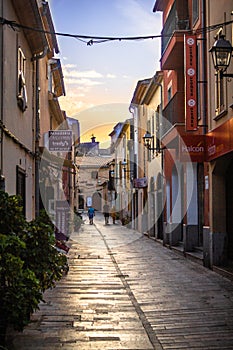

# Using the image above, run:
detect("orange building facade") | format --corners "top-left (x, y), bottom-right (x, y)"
top-left (153, 0), bottom-right (233, 272)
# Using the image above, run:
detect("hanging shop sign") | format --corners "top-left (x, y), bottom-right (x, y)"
top-left (133, 177), bottom-right (148, 188)
top-left (49, 130), bottom-right (72, 152)
top-left (55, 200), bottom-right (70, 241)
top-left (206, 118), bottom-right (233, 161)
top-left (185, 35), bottom-right (197, 131)
top-left (86, 196), bottom-right (92, 207)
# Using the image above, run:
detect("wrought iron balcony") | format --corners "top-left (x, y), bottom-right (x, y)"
top-left (161, 0), bottom-right (189, 69)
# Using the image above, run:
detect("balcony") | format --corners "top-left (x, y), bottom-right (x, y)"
top-left (161, 0), bottom-right (189, 70)
top-left (161, 91), bottom-right (185, 137)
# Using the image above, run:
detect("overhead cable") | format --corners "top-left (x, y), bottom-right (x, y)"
top-left (0, 16), bottom-right (233, 46)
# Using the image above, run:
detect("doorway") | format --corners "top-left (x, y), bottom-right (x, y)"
top-left (226, 158), bottom-right (233, 261)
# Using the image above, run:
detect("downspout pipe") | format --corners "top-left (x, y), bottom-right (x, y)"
top-left (152, 74), bottom-right (165, 239)
top-left (0, 0), bottom-right (5, 190)
top-left (32, 47), bottom-right (48, 216)
top-left (202, 0), bottom-right (207, 135)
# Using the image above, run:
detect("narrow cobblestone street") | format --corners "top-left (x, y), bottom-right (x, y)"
top-left (7, 213), bottom-right (233, 350)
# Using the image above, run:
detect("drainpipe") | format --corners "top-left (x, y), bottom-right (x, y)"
top-left (202, 0), bottom-right (207, 135)
top-left (152, 75), bottom-right (164, 238)
top-left (198, 0), bottom-right (207, 247)
top-left (32, 47), bottom-right (48, 216)
top-left (128, 105), bottom-right (136, 229)
top-left (0, 0), bottom-right (5, 190)
top-left (35, 59), bottom-right (40, 217)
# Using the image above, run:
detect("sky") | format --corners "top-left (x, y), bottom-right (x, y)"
top-left (48, 0), bottom-right (162, 145)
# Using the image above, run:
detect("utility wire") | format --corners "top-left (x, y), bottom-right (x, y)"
top-left (0, 16), bottom-right (233, 46)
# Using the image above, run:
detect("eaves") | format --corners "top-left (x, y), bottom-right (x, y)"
top-left (130, 78), bottom-right (151, 105)
top-left (40, 1), bottom-right (59, 56)
top-left (12, 0), bottom-right (47, 56)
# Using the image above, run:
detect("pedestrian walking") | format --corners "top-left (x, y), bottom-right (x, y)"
top-left (110, 205), bottom-right (116, 224)
top-left (103, 203), bottom-right (110, 225)
top-left (87, 206), bottom-right (95, 225)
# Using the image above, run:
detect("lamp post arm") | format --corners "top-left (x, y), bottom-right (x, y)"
top-left (220, 71), bottom-right (233, 78)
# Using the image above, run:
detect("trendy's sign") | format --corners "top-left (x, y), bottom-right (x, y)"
top-left (49, 130), bottom-right (72, 152)
top-left (185, 35), bottom-right (197, 131)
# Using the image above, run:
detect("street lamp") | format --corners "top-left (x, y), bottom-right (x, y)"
top-left (143, 131), bottom-right (155, 150)
top-left (209, 34), bottom-right (233, 77)
top-left (142, 131), bottom-right (165, 156)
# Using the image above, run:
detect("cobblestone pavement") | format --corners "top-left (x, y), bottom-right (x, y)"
top-left (7, 213), bottom-right (233, 350)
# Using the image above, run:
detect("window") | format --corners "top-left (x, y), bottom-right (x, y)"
top-left (91, 171), bottom-right (98, 179)
top-left (215, 72), bottom-right (225, 117)
top-left (192, 0), bottom-right (199, 26)
top-left (156, 110), bottom-right (161, 151)
top-left (16, 166), bottom-right (26, 216)
top-left (168, 86), bottom-right (172, 102)
top-left (17, 47), bottom-right (27, 112)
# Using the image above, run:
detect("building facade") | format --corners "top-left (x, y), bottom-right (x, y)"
top-left (129, 73), bottom-right (164, 234)
top-left (75, 136), bottom-right (113, 212)
top-left (0, 0), bottom-right (50, 220)
top-left (0, 0), bottom-right (76, 228)
top-left (109, 120), bottom-right (134, 225)
top-left (205, 0), bottom-right (233, 269)
top-left (130, 79), bottom-right (152, 232)
top-left (153, 0), bottom-right (233, 275)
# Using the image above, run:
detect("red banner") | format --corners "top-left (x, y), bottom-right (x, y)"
top-left (185, 35), bottom-right (197, 131)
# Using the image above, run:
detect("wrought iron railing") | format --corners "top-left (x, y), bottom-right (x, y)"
top-left (161, 0), bottom-right (189, 56)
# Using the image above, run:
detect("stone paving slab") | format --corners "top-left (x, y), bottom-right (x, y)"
top-left (100, 219), bottom-right (233, 350)
top-left (7, 216), bottom-right (155, 350)
top-left (6, 213), bottom-right (233, 349)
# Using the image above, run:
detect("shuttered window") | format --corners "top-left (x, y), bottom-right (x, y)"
top-left (16, 166), bottom-right (26, 216)
top-left (192, 0), bottom-right (199, 25)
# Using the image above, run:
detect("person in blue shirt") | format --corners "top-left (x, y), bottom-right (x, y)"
top-left (87, 206), bottom-right (95, 225)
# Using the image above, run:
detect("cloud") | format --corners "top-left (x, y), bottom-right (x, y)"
top-left (64, 63), bottom-right (77, 68)
top-left (106, 74), bottom-right (116, 79)
top-left (62, 65), bottom-right (118, 90)
top-left (64, 77), bottom-right (104, 87)
top-left (63, 68), bottom-right (103, 79)
top-left (59, 94), bottom-right (95, 117)
top-left (61, 65), bottom-right (106, 88)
